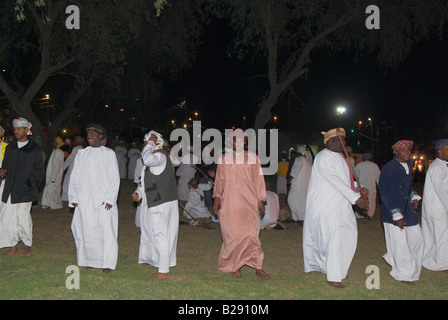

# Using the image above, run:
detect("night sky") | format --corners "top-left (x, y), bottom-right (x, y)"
top-left (166, 22), bottom-right (448, 150)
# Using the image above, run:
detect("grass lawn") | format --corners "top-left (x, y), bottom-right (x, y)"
top-left (0, 178), bottom-right (447, 300)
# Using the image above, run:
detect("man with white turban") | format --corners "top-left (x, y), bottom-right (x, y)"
top-left (127, 142), bottom-right (141, 180)
top-left (115, 140), bottom-right (127, 179)
top-left (182, 178), bottom-right (212, 219)
top-left (69, 124), bottom-right (120, 273)
top-left (41, 137), bottom-right (65, 210)
top-left (175, 146), bottom-right (198, 201)
top-left (287, 148), bottom-right (312, 224)
top-left (422, 139), bottom-right (448, 272)
top-left (0, 118), bottom-right (44, 256)
top-left (303, 128), bottom-right (369, 288)
top-left (132, 130), bottom-right (179, 279)
top-left (379, 140), bottom-right (423, 284)
top-left (61, 136), bottom-right (84, 202)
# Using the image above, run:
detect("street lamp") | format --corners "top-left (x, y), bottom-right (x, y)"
top-left (367, 117), bottom-right (374, 159)
top-left (44, 94), bottom-right (51, 128)
top-left (273, 116), bottom-right (278, 128)
top-left (336, 106), bottom-right (346, 126)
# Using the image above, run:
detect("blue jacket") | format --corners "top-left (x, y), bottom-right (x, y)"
top-left (378, 157), bottom-right (419, 227)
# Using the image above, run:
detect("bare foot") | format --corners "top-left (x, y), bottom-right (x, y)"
top-left (2, 245), bottom-right (19, 256)
top-left (327, 281), bottom-right (346, 288)
top-left (102, 268), bottom-right (112, 274)
top-left (399, 281), bottom-right (416, 285)
top-left (147, 272), bottom-right (170, 279)
top-left (23, 245), bottom-right (32, 257)
top-left (145, 264), bottom-right (153, 268)
top-left (232, 269), bottom-right (242, 278)
top-left (255, 269), bottom-right (270, 279)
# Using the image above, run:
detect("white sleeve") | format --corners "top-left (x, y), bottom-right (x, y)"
top-left (141, 141), bottom-right (166, 168)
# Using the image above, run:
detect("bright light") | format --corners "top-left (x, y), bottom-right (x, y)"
top-left (336, 106), bottom-right (346, 115)
top-left (45, 94), bottom-right (50, 100)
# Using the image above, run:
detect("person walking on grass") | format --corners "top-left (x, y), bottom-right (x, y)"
top-left (69, 124), bottom-right (120, 274)
top-left (379, 140), bottom-right (423, 285)
top-left (213, 129), bottom-right (270, 279)
top-left (422, 139), bottom-right (448, 272)
top-left (303, 128), bottom-right (369, 288)
top-left (41, 137), bottom-right (65, 210)
top-left (0, 118), bottom-right (44, 257)
top-left (132, 130), bottom-right (179, 279)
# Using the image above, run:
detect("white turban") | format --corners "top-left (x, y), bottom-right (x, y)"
top-left (144, 130), bottom-right (164, 150)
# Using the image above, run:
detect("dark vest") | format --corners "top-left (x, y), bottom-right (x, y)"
top-left (143, 149), bottom-right (178, 208)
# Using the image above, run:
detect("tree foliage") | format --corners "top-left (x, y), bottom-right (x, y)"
top-left (1, 0), bottom-right (203, 149)
top-left (207, 0), bottom-right (448, 129)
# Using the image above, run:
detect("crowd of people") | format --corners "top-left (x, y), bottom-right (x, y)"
top-left (0, 117), bottom-right (447, 288)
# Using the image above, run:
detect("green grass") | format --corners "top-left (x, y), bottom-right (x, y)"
top-left (0, 179), bottom-right (447, 300)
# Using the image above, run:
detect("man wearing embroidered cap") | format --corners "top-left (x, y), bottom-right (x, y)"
top-left (379, 139), bottom-right (423, 284)
top-left (69, 123), bottom-right (120, 273)
top-left (0, 118), bottom-right (44, 256)
top-left (303, 128), bottom-right (369, 288)
top-left (421, 138), bottom-right (448, 272)
top-left (41, 137), bottom-right (65, 210)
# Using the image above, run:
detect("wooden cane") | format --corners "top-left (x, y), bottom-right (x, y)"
top-left (336, 129), bottom-right (368, 200)
top-left (191, 165), bottom-right (214, 186)
top-left (178, 202), bottom-right (215, 230)
top-left (178, 202), bottom-right (198, 222)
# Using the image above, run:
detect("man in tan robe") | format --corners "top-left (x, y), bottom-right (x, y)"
top-left (213, 129), bottom-right (269, 279)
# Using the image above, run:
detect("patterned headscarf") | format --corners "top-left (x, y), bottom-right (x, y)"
top-left (391, 140), bottom-right (413, 153)
top-left (13, 117), bottom-right (32, 135)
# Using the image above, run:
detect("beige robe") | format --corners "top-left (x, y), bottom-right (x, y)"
top-left (213, 150), bottom-right (267, 273)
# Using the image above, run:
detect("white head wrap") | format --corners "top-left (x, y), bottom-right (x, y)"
top-left (144, 130), bottom-right (164, 150)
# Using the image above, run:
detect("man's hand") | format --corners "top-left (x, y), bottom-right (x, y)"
top-left (132, 192), bottom-right (140, 202)
top-left (102, 202), bottom-right (113, 210)
top-left (72, 203), bottom-right (78, 207)
top-left (258, 200), bottom-right (265, 216)
top-left (355, 196), bottom-right (369, 210)
top-left (0, 168), bottom-right (6, 178)
top-left (396, 218), bottom-right (406, 230)
top-left (412, 199), bottom-right (419, 209)
top-left (213, 198), bottom-right (221, 215)
top-left (360, 187), bottom-right (369, 199)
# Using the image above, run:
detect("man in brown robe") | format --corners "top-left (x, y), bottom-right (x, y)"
top-left (213, 129), bottom-right (269, 279)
